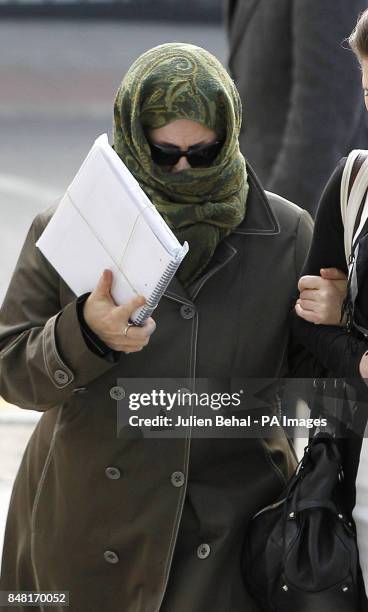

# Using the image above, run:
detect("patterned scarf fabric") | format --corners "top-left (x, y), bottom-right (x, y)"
top-left (113, 42), bottom-right (249, 287)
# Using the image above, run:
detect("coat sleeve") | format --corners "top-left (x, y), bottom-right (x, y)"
top-left (267, 0), bottom-right (367, 215)
top-left (0, 211), bottom-right (119, 411)
top-left (294, 208), bottom-right (314, 282)
top-left (289, 160), bottom-right (368, 378)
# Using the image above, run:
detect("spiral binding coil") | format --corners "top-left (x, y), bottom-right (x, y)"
top-left (132, 256), bottom-right (183, 325)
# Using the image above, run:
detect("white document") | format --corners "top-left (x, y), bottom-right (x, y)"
top-left (36, 134), bottom-right (189, 324)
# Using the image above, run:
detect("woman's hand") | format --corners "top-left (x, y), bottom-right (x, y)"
top-left (295, 268), bottom-right (348, 325)
top-left (83, 269), bottom-right (156, 352)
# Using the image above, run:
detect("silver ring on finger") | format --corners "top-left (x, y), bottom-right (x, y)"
top-left (124, 322), bottom-right (134, 337)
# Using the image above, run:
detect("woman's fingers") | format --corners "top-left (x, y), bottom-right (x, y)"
top-left (84, 272), bottom-right (157, 352)
top-left (320, 267), bottom-right (347, 281)
top-left (296, 290), bottom-right (343, 325)
top-left (299, 289), bottom-right (320, 302)
top-left (295, 302), bottom-right (320, 324)
top-left (300, 269), bottom-right (347, 288)
top-left (106, 313), bottom-right (157, 352)
top-left (297, 275), bottom-right (324, 292)
top-left (296, 271), bottom-right (348, 326)
top-left (126, 318), bottom-right (156, 341)
top-left (115, 295), bottom-right (147, 322)
top-left (296, 299), bottom-right (327, 323)
top-left (86, 291), bottom-right (157, 352)
top-left (297, 298), bottom-right (318, 312)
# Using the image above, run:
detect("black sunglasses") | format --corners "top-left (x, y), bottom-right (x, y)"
top-left (148, 139), bottom-right (224, 168)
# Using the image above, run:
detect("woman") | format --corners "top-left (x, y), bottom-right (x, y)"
top-left (292, 9), bottom-right (368, 602)
top-left (0, 43), bottom-right (312, 611)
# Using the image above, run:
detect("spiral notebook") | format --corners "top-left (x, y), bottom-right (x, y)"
top-left (36, 134), bottom-right (189, 324)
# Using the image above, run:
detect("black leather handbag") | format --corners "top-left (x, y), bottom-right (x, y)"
top-left (243, 429), bottom-right (364, 611)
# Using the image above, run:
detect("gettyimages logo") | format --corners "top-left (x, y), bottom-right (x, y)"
top-left (113, 378), bottom-right (345, 439)
top-left (127, 388), bottom-right (243, 411)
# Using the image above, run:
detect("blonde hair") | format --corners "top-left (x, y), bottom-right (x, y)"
top-left (349, 9), bottom-right (368, 58)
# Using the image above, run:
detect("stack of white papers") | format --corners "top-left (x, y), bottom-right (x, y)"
top-left (36, 134), bottom-right (189, 324)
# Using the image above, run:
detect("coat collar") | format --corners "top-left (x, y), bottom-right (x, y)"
top-left (164, 161), bottom-right (279, 304)
top-left (165, 239), bottom-right (238, 305)
top-left (232, 160), bottom-right (280, 236)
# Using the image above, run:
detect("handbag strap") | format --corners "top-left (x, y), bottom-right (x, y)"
top-left (340, 149), bottom-right (368, 265)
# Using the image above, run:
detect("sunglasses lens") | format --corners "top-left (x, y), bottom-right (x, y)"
top-left (149, 143), bottom-right (181, 167)
top-left (148, 140), bottom-right (224, 168)
top-left (188, 142), bottom-right (223, 167)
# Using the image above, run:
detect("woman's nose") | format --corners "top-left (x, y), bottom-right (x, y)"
top-left (171, 155), bottom-right (191, 172)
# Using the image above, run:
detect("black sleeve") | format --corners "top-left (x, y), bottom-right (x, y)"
top-left (76, 293), bottom-right (120, 364)
top-left (290, 158), bottom-right (368, 378)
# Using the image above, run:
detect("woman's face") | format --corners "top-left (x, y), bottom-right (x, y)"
top-left (147, 119), bottom-right (218, 173)
top-left (362, 56), bottom-right (368, 111)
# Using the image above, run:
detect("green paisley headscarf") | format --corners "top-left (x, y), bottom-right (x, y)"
top-left (113, 42), bottom-right (249, 288)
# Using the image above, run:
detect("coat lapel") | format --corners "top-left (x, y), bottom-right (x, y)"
top-left (164, 240), bottom-right (238, 306)
top-left (164, 160), bottom-right (279, 304)
top-left (233, 161), bottom-right (280, 236)
top-left (164, 276), bottom-right (193, 306)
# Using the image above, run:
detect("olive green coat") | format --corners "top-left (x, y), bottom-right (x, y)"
top-left (0, 165), bottom-right (313, 611)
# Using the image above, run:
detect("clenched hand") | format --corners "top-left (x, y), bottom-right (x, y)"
top-left (295, 268), bottom-right (348, 325)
